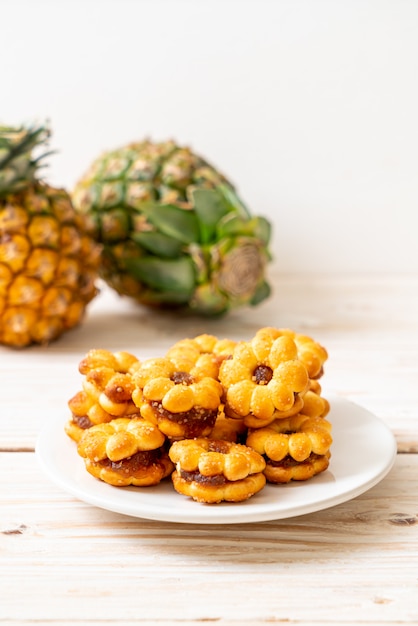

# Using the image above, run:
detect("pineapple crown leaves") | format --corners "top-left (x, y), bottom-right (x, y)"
top-left (0, 123), bottom-right (53, 196)
top-left (124, 185), bottom-right (272, 312)
top-left (133, 185), bottom-right (271, 252)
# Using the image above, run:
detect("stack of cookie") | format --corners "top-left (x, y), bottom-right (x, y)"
top-left (65, 327), bottom-right (332, 504)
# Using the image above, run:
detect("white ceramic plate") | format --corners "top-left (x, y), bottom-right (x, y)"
top-left (36, 396), bottom-right (397, 524)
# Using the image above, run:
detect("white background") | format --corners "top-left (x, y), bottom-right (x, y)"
top-left (3, 0), bottom-right (418, 273)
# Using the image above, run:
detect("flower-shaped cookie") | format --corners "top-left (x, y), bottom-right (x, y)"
top-left (132, 356), bottom-right (224, 439)
top-left (65, 349), bottom-right (141, 442)
top-left (78, 349), bottom-right (140, 376)
top-left (169, 438), bottom-right (266, 503)
top-left (246, 414), bottom-right (332, 483)
top-left (219, 334), bottom-right (309, 425)
top-left (253, 327), bottom-right (328, 380)
top-left (165, 333), bottom-right (237, 381)
top-left (64, 326), bottom-right (332, 501)
top-left (77, 417), bottom-right (173, 486)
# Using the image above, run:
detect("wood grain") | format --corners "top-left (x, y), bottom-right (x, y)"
top-left (1, 272), bottom-right (417, 625)
top-left (1, 452), bottom-right (417, 624)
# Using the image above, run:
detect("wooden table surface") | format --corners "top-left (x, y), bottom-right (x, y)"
top-left (1, 270), bottom-right (418, 625)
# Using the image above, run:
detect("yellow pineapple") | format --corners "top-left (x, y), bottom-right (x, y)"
top-left (0, 124), bottom-right (100, 347)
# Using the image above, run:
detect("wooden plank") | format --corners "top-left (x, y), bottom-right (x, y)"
top-left (1, 451), bottom-right (417, 624)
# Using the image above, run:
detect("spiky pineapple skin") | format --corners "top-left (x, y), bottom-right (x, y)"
top-left (73, 140), bottom-right (229, 304)
top-left (0, 183), bottom-right (100, 347)
top-left (73, 139), bottom-right (271, 315)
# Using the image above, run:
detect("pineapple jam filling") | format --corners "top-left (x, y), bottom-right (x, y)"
top-left (99, 448), bottom-right (163, 474)
top-left (72, 415), bottom-right (93, 430)
top-left (252, 364), bottom-right (273, 385)
top-left (179, 469), bottom-right (227, 486)
top-left (149, 401), bottom-right (218, 438)
top-left (145, 369), bottom-right (219, 437)
top-left (176, 442), bottom-right (232, 486)
top-left (171, 371), bottom-right (193, 385)
top-left (267, 452), bottom-right (323, 468)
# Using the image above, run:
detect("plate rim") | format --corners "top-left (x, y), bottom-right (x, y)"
top-left (35, 395), bottom-right (397, 524)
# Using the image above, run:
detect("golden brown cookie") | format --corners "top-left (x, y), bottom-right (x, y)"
top-left (77, 417), bottom-right (173, 486)
top-left (263, 452), bottom-right (331, 484)
top-left (65, 349), bottom-right (141, 442)
top-left (165, 334), bottom-right (237, 381)
top-left (132, 356), bottom-right (224, 440)
top-left (78, 349), bottom-right (140, 376)
top-left (246, 413), bottom-right (332, 483)
top-left (253, 327), bottom-right (328, 380)
top-left (169, 438), bottom-right (266, 503)
top-left (219, 334), bottom-right (309, 426)
top-left (241, 396), bottom-right (305, 429)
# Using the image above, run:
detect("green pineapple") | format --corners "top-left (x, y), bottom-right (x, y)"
top-left (0, 124), bottom-right (100, 347)
top-left (73, 139), bottom-right (272, 315)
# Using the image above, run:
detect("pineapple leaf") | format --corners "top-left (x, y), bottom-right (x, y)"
top-left (191, 283), bottom-right (229, 316)
top-left (253, 216), bottom-right (272, 245)
top-left (0, 124), bottom-right (50, 170)
top-left (124, 256), bottom-right (195, 295)
top-left (0, 123), bottom-right (52, 195)
top-left (140, 203), bottom-right (199, 244)
top-left (139, 289), bottom-right (195, 305)
top-left (217, 183), bottom-right (251, 219)
top-left (190, 188), bottom-right (229, 244)
top-left (217, 213), bottom-right (272, 245)
top-left (250, 280), bottom-right (271, 306)
top-left (187, 242), bottom-right (208, 284)
top-left (131, 231), bottom-right (183, 258)
top-left (217, 213), bottom-right (252, 238)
